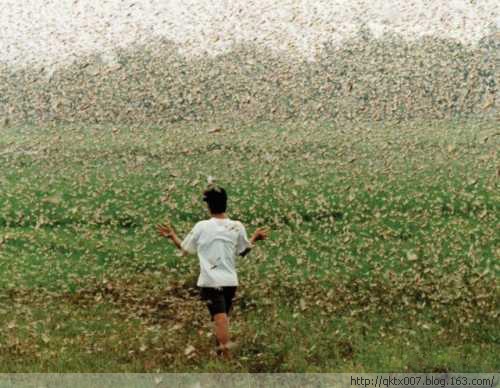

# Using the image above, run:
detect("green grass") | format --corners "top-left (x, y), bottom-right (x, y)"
top-left (0, 118), bottom-right (498, 371)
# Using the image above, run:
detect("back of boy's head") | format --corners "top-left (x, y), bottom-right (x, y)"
top-left (203, 185), bottom-right (227, 214)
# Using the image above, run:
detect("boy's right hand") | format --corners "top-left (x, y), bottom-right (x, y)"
top-left (252, 227), bottom-right (268, 242)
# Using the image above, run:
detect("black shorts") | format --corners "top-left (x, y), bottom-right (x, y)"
top-left (199, 286), bottom-right (237, 318)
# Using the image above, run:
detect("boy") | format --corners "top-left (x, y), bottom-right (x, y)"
top-left (157, 184), bottom-right (267, 358)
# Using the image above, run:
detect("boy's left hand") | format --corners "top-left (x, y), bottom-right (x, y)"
top-left (157, 223), bottom-right (175, 239)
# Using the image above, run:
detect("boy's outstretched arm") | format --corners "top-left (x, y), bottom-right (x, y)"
top-left (157, 223), bottom-right (186, 254)
top-left (240, 227), bottom-right (268, 257)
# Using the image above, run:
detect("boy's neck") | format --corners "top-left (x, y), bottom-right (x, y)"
top-left (211, 212), bottom-right (227, 219)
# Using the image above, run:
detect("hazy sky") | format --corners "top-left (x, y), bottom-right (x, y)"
top-left (1, 0), bottom-right (498, 68)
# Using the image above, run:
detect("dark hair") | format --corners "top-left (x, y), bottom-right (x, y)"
top-left (203, 186), bottom-right (227, 214)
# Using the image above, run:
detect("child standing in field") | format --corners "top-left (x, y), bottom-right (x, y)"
top-left (157, 184), bottom-right (267, 358)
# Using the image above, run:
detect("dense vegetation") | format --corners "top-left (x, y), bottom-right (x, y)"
top-left (0, 118), bottom-right (498, 371)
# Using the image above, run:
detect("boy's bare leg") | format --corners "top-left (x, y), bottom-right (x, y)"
top-left (213, 313), bottom-right (230, 358)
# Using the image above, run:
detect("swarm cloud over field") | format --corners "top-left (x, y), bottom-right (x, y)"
top-left (1, 0), bottom-right (499, 68)
top-left (0, 0), bottom-right (498, 127)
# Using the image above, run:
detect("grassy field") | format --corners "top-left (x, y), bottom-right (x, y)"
top-left (0, 118), bottom-right (498, 372)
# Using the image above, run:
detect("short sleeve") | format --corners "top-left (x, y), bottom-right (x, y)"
top-left (236, 223), bottom-right (251, 255)
top-left (181, 223), bottom-right (201, 255)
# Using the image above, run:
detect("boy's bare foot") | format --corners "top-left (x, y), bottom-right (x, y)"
top-left (221, 347), bottom-right (231, 360)
top-left (216, 341), bottom-right (236, 359)
top-left (217, 344), bottom-right (231, 360)
top-left (214, 338), bottom-right (223, 356)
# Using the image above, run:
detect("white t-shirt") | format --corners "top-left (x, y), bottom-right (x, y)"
top-left (181, 217), bottom-right (251, 287)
